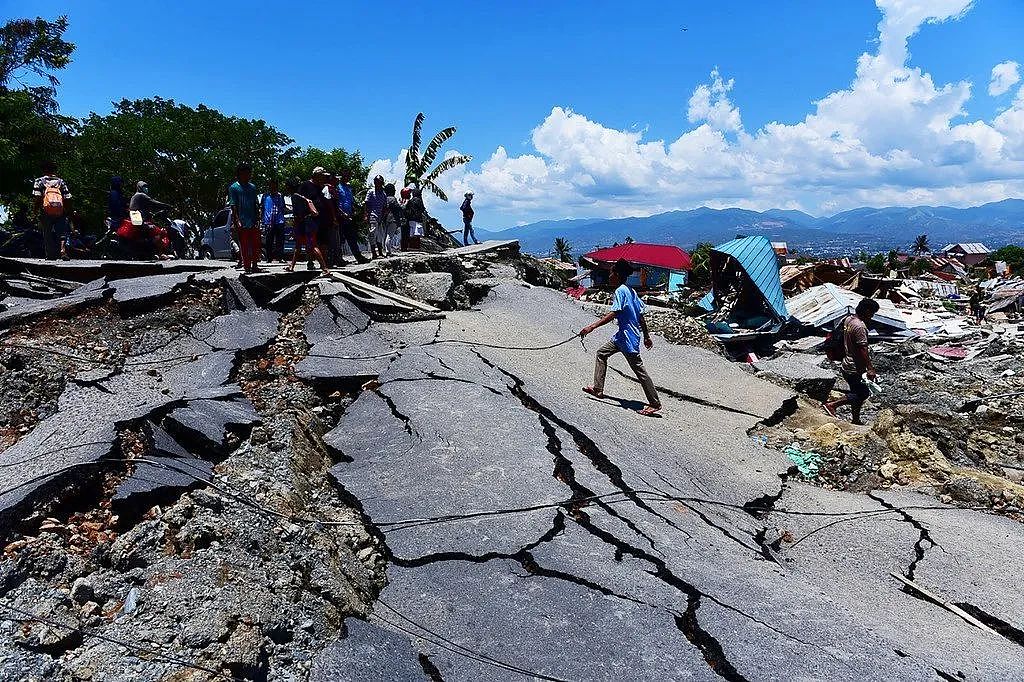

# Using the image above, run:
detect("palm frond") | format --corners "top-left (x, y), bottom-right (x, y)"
top-left (409, 112), bottom-right (425, 167)
top-left (423, 179), bottom-right (448, 202)
top-left (421, 127), bottom-right (455, 169)
top-left (423, 154), bottom-right (472, 184)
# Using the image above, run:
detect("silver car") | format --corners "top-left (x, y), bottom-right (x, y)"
top-left (199, 205), bottom-right (295, 260)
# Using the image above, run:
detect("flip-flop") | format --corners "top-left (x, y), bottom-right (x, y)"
top-left (582, 386), bottom-right (605, 398)
top-left (638, 406), bottom-right (662, 417)
top-left (822, 403), bottom-right (838, 418)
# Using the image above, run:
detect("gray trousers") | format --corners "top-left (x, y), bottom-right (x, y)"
top-left (593, 340), bottom-right (660, 407)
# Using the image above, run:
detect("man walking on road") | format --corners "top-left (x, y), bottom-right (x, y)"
top-left (580, 259), bottom-right (662, 416)
top-left (32, 160), bottom-right (72, 260)
top-left (460, 191), bottom-right (479, 246)
top-left (824, 298), bottom-right (880, 426)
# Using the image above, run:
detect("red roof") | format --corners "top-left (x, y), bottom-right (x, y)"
top-left (584, 243), bottom-right (692, 271)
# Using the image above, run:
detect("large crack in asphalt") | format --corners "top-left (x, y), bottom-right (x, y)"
top-left (868, 492), bottom-right (939, 582)
top-left (467, 350), bottom-right (824, 681)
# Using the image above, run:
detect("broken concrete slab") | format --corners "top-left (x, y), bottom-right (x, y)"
top-left (0, 277), bottom-right (109, 330)
top-left (222, 278), bottom-right (259, 311)
top-left (303, 298), bottom-right (369, 346)
top-left (0, 256), bottom-right (227, 283)
top-left (406, 272), bottom-right (453, 306)
top-left (754, 353), bottom-right (837, 402)
top-left (190, 309), bottom-right (280, 352)
top-left (111, 272), bottom-right (195, 312)
top-left (327, 351), bottom-right (566, 559)
top-left (267, 282), bottom-right (306, 312)
top-left (164, 397), bottom-right (260, 453)
top-left (309, 619), bottom-right (427, 682)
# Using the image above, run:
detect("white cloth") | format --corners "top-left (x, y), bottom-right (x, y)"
top-left (408, 220), bottom-right (423, 237)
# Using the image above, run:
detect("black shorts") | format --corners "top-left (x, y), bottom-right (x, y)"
top-left (843, 371), bottom-right (870, 403)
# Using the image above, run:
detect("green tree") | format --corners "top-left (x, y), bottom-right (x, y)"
top-left (992, 244), bottom-right (1024, 272)
top-left (688, 242), bottom-right (715, 286)
top-left (865, 253), bottom-right (886, 273)
top-left (908, 257), bottom-right (929, 276)
top-left (63, 97), bottom-right (294, 229)
top-left (403, 112), bottom-right (472, 201)
top-left (278, 147), bottom-right (367, 191)
top-left (887, 249), bottom-right (899, 269)
top-left (912, 234), bottom-right (930, 256)
top-left (551, 237), bottom-right (574, 263)
top-left (857, 250), bottom-right (868, 262)
top-left (0, 15), bottom-right (75, 207)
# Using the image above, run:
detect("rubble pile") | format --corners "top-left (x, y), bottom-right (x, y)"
top-left (641, 307), bottom-right (719, 351)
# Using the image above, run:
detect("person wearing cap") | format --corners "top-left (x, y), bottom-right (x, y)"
top-left (364, 175), bottom-right (388, 259)
top-left (460, 191), bottom-right (479, 246)
top-left (579, 258), bottom-right (662, 417)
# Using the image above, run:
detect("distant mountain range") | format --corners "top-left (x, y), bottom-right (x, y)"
top-left (477, 199), bottom-right (1024, 257)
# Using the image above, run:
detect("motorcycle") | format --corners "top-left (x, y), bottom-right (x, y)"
top-left (95, 209), bottom-right (177, 261)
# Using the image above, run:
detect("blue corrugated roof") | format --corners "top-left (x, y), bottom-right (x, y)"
top-left (698, 236), bottom-right (789, 320)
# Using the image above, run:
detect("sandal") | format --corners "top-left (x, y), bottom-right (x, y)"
top-left (638, 405), bottom-right (661, 417)
top-left (822, 403), bottom-right (838, 418)
top-left (582, 386), bottom-right (605, 398)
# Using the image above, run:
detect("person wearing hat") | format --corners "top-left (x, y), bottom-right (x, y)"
top-left (579, 258), bottom-right (662, 417)
top-left (460, 191), bottom-right (479, 246)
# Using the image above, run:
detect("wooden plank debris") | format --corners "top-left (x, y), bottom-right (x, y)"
top-left (889, 572), bottom-right (998, 635)
top-left (326, 272), bottom-right (442, 315)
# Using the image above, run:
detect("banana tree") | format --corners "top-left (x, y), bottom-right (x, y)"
top-left (404, 112), bottom-right (472, 201)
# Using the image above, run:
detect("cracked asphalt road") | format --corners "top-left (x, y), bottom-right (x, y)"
top-left (320, 280), bottom-right (1024, 681)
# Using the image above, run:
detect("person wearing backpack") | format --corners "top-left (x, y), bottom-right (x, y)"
top-left (823, 298), bottom-right (880, 426)
top-left (31, 160), bottom-right (73, 260)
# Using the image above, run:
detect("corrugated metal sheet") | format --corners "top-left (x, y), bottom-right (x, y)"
top-left (786, 284), bottom-right (907, 331)
top-left (699, 236), bottom-right (788, 320)
top-left (941, 242), bottom-right (991, 255)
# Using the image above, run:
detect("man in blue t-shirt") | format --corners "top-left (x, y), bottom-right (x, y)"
top-left (580, 259), bottom-right (662, 416)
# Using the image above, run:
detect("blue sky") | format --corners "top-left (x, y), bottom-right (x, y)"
top-left (3, 0), bottom-right (1023, 229)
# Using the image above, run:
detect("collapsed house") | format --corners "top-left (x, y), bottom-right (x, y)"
top-left (698, 235), bottom-right (789, 340)
top-left (780, 261), bottom-right (860, 295)
top-left (580, 242), bottom-right (691, 295)
top-left (785, 283), bottom-right (908, 334)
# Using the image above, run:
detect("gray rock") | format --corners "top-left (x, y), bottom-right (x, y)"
top-left (70, 577), bottom-right (94, 604)
top-left (406, 272), bottom-right (453, 306)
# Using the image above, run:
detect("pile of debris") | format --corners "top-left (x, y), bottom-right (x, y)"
top-left (641, 307), bottom-right (719, 351)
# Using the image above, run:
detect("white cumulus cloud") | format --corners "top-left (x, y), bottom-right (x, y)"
top-left (989, 60), bottom-right (1021, 96)
top-left (371, 0), bottom-right (1024, 225)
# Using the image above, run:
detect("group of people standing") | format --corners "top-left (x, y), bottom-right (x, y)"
top-left (228, 164), bottom-right (435, 274)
